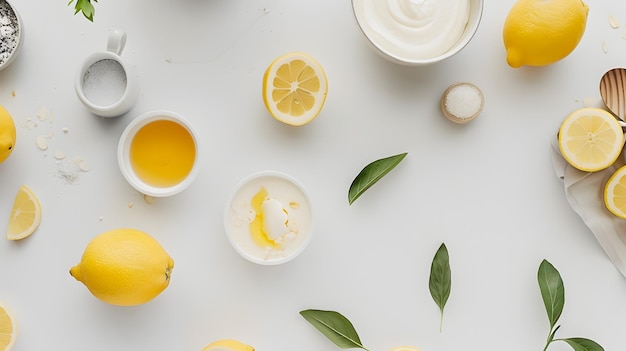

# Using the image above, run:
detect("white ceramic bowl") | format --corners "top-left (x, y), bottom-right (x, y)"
top-left (351, 0), bottom-right (484, 66)
top-left (117, 110), bottom-right (200, 197)
top-left (0, 0), bottom-right (23, 71)
top-left (224, 171), bottom-right (313, 265)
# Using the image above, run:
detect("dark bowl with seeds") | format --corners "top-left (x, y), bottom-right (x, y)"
top-left (0, 0), bottom-right (22, 71)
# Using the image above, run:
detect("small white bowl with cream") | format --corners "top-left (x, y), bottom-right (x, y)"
top-left (352, 0), bottom-right (484, 65)
top-left (224, 171), bottom-right (313, 265)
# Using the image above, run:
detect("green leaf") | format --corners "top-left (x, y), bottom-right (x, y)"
top-left (429, 243), bottom-right (451, 332)
top-left (538, 259), bottom-right (565, 330)
top-left (69, 0), bottom-right (96, 22)
top-left (300, 309), bottom-right (369, 350)
top-left (348, 152), bottom-right (407, 205)
top-left (561, 338), bottom-right (604, 351)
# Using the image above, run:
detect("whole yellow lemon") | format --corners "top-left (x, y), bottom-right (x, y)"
top-left (0, 105), bottom-right (16, 164)
top-left (503, 0), bottom-right (589, 68)
top-left (70, 228), bottom-right (174, 306)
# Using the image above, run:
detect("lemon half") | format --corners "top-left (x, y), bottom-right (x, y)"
top-left (201, 339), bottom-right (254, 351)
top-left (558, 108), bottom-right (624, 172)
top-left (6, 185), bottom-right (42, 241)
top-left (390, 347), bottom-right (421, 351)
top-left (604, 165), bottom-right (626, 218)
top-left (262, 52), bottom-right (328, 126)
top-left (0, 301), bottom-right (17, 351)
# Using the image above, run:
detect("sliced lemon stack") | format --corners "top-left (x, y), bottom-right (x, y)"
top-left (0, 301), bottom-right (17, 351)
top-left (558, 108), bottom-right (624, 172)
top-left (604, 165), bottom-right (626, 218)
top-left (262, 52), bottom-right (328, 126)
top-left (6, 185), bottom-right (42, 240)
top-left (201, 339), bottom-right (254, 351)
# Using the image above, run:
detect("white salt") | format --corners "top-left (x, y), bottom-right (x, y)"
top-left (82, 59), bottom-right (127, 107)
top-left (444, 83), bottom-right (483, 120)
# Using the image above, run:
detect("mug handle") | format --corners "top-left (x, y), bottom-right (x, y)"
top-left (106, 28), bottom-right (127, 56)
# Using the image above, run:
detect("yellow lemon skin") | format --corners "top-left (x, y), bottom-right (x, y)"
top-left (0, 105), bottom-right (16, 164)
top-left (503, 0), bottom-right (589, 68)
top-left (70, 228), bottom-right (174, 306)
top-left (201, 339), bottom-right (255, 351)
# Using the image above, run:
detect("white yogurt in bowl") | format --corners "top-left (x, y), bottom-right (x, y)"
top-left (224, 171), bottom-right (313, 265)
top-left (352, 0), bottom-right (483, 65)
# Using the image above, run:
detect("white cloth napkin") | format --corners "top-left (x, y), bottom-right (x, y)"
top-left (551, 135), bottom-right (626, 278)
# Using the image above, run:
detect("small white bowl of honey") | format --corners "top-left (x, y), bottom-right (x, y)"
top-left (117, 110), bottom-right (200, 197)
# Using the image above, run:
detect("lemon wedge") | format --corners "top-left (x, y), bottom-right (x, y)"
top-left (604, 165), bottom-right (626, 218)
top-left (558, 108), bottom-right (624, 172)
top-left (6, 185), bottom-right (42, 241)
top-left (0, 301), bottom-right (17, 351)
top-left (201, 339), bottom-right (254, 351)
top-left (262, 52), bottom-right (328, 126)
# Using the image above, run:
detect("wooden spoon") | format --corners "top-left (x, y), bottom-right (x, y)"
top-left (600, 67), bottom-right (626, 120)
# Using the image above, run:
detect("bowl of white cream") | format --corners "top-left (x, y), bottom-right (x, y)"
top-left (224, 171), bottom-right (313, 265)
top-left (352, 0), bottom-right (483, 65)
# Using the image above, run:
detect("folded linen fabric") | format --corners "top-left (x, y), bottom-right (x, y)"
top-left (550, 135), bottom-right (626, 278)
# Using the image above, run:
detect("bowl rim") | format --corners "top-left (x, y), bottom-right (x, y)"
top-left (117, 110), bottom-right (200, 197)
top-left (351, 0), bottom-right (484, 66)
top-left (0, 0), bottom-right (23, 71)
top-left (223, 170), bottom-right (314, 265)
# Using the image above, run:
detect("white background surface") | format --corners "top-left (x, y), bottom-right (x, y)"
top-left (1, 0), bottom-right (626, 350)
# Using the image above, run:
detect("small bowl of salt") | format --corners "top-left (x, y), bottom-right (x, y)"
top-left (0, 0), bottom-right (23, 71)
top-left (440, 82), bottom-right (484, 124)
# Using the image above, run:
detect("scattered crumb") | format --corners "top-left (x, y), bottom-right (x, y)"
top-left (289, 201), bottom-right (300, 209)
top-left (61, 127), bottom-right (69, 133)
top-left (78, 160), bottom-right (90, 172)
top-left (48, 110), bottom-right (54, 123)
top-left (583, 97), bottom-right (599, 107)
top-left (165, 59), bottom-right (172, 63)
top-left (21, 118), bottom-right (36, 130)
top-left (98, 216), bottom-right (104, 222)
top-left (54, 150), bottom-right (65, 160)
top-left (36, 135), bottom-right (48, 150)
top-left (11, 90), bottom-right (15, 97)
top-left (603, 41), bottom-right (609, 53)
top-left (143, 195), bottom-right (154, 204)
top-left (128, 202), bottom-right (134, 208)
top-left (610, 15), bottom-right (620, 29)
top-left (36, 106), bottom-right (47, 121)
top-left (56, 161), bottom-right (81, 184)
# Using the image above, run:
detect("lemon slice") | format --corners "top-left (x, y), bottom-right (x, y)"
top-left (6, 185), bottom-right (42, 240)
top-left (262, 52), bottom-right (328, 126)
top-left (201, 339), bottom-right (254, 351)
top-left (558, 107), bottom-right (624, 172)
top-left (0, 301), bottom-right (17, 351)
top-left (390, 347), bottom-right (421, 351)
top-left (604, 165), bottom-right (626, 218)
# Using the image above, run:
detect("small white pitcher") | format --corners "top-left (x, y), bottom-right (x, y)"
top-left (75, 28), bottom-right (139, 118)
